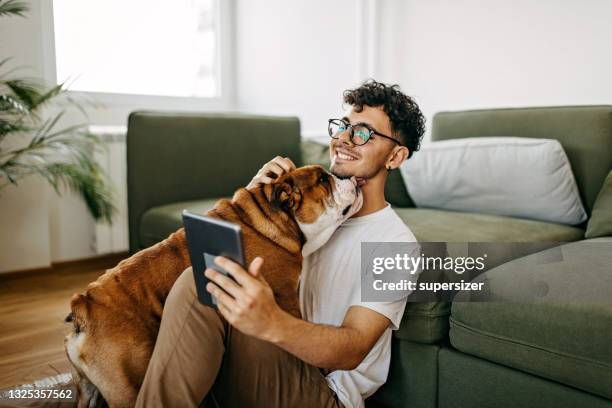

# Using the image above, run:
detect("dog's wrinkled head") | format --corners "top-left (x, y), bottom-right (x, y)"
top-left (270, 165), bottom-right (363, 256)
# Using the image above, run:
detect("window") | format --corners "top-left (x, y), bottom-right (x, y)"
top-left (52, 0), bottom-right (220, 98)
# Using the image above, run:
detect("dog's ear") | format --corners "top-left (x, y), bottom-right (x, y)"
top-left (272, 181), bottom-right (295, 210)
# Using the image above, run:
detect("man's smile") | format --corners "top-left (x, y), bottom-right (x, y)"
top-left (334, 148), bottom-right (360, 162)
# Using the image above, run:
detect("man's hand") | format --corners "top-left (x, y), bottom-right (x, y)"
top-left (246, 156), bottom-right (296, 189)
top-left (205, 256), bottom-right (283, 339)
top-left (205, 256), bottom-right (390, 371)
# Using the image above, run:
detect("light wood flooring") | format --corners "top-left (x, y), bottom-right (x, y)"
top-left (0, 253), bottom-right (127, 388)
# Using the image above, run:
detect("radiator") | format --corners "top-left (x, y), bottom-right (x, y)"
top-left (90, 125), bottom-right (129, 254)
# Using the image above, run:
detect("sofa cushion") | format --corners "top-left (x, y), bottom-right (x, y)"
top-left (450, 238), bottom-right (612, 400)
top-left (394, 208), bottom-right (585, 242)
top-left (586, 170), bottom-right (612, 239)
top-left (430, 106), bottom-right (612, 215)
top-left (139, 198), bottom-right (221, 248)
top-left (301, 139), bottom-right (331, 168)
top-left (400, 137), bottom-right (587, 225)
top-left (392, 208), bottom-right (585, 344)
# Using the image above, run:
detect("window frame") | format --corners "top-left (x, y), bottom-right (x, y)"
top-left (40, 0), bottom-right (236, 111)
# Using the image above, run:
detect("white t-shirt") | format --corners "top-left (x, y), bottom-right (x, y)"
top-left (299, 203), bottom-right (420, 408)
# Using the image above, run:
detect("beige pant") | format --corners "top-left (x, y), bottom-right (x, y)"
top-left (135, 267), bottom-right (343, 408)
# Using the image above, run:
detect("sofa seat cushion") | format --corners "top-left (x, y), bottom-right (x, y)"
top-left (139, 198), bottom-right (221, 248)
top-left (394, 208), bottom-right (585, 242)
top-left (450, 238), bottom-right (612, 400)
top-left (392, 208), bottom-right (585, 344)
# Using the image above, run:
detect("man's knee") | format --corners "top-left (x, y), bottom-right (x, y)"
top-left (166, 266), bottom-right (225, 330)
top-left (172, 266), bottom-right (196, 296)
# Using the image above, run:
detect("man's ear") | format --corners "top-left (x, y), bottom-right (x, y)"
top-left (387, 146), bottom-right (409, 170)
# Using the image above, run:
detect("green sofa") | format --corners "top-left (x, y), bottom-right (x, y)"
top-left (126, 106), bottom-right (612, 407)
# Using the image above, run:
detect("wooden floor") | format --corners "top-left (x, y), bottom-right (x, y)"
top-left (0, 253), bottom-right (127, 388)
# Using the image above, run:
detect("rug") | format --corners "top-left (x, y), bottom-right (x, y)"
top-left (0, 373), bottom-right (76, 408)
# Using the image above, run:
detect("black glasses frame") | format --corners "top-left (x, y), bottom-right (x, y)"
top-left (328, 118), bottom-right (402, 146)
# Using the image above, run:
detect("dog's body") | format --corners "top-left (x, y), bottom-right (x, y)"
top-left (65, 165), bottom-right (362, 408)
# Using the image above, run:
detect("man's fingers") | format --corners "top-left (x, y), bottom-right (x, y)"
top-left (275, 156), bottom-right (296, 172)
top-left (248, 257), bottom-right (265, 280)
top-left (215, 256), bottom-right (257, 289)
top-left (247, 156), bottom-right (296, 190)
top-left (263, 162), bottom-right (285, 179)
top-left (217, 301), bottom-right (234, 322)
top-left (251, 175), bottom-right (274, 186)
top-left (204, 268), bottom-right (243, 298)
top-left (259, 176), bottom-right (275, 184)
top-left (206, 282), bottom-right (239, 310)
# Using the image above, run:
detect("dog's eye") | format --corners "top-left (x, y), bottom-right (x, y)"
top-left (318, 173), bottom-right (328, 184)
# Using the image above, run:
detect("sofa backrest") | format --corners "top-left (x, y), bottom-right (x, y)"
top-left (127, 111), bottom-right (301, 253)
top-left (431, 106), bottom-right (612, 214)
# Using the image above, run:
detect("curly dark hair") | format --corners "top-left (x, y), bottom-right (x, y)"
top-left (343, 79), bottom-right (425, 158)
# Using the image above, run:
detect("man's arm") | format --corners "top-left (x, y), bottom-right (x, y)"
top-left (268, 305), bottom-right (390, 371)
top-left (205, 256), bottom-right (391, 371)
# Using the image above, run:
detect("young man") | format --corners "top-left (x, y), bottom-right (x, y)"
top-left (135, 80), bottom-right (425, 408)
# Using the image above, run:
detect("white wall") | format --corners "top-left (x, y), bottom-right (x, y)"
top-left (391, 0), bottom-right (612, 140)
top-left (0, 1), bottom-right (54, 271)
top-left (234, 0), bottom-right (372, 138)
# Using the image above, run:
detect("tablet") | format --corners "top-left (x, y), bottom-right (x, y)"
top-left (182, 210), bottom-right (246, 307)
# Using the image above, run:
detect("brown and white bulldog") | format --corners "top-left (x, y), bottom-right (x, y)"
top-left (64, 165), bottom-right (362, 408)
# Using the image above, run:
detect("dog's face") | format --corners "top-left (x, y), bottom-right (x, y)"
top-left (270, 165), bottom-right (363, 256)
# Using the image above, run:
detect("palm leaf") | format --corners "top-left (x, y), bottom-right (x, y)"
top-left (0, 119), bottom-right (30, 139)
top-left (47, 160), bottom-right (117, 223)
top-left (29, 82), bottom-right (65, 112)
top-left (0, 93), bottom-right (29, 114)
top-left (0, 0), bottom-right (28, 17)
top-left (3, 78), bottom-right (43, 110)
top-left (1, 157), bottom-right (117, 223)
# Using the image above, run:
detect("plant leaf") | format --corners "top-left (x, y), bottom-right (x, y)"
top-left (0, 0), bottom-right (29, 18)
top-left (30, 82), bottom-right (65, 112)
top-left (3, 78), bottom-right (43, 110)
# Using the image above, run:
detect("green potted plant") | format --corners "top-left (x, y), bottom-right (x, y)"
top-left (0, 0), bottom-right (116, 223)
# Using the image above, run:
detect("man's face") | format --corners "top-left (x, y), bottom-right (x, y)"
top-left (329, 105), bottom-right (397, 179)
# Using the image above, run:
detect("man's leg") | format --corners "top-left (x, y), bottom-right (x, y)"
top-left (212, 321), bottom-right (343, 407)
top-left (137, 266), bottom-right (342, 408)
top-left (136, 267), bottom-right (226, 408)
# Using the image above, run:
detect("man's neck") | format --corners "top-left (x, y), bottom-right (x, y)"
top-left (350, 171), bottom-right (387, 218)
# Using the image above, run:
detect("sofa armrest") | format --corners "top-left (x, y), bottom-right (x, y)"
top-left (127, 111), bottom-right (301, 253)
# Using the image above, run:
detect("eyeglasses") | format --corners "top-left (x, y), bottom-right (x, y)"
top-left (328, 118), bottom-right (402, 146)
